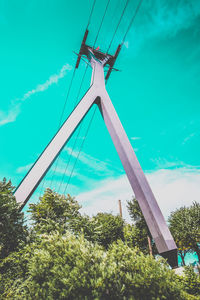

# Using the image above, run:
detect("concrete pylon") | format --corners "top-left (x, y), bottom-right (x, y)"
top-left (14, 38), bottom-right (178, 268)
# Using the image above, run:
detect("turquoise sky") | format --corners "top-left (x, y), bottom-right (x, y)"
top-left (1, 0), bottom-right (200, 219)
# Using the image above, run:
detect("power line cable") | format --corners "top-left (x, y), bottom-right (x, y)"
top-left (57, 67), bottom-right (76, 128)
top-left (57, 122), bottom-right (83, 194)
top-left (93, 0), bottom-right (111, 47)
top-left (57, 64), bottom-right (89, 193)
top-left (38, 66), bottom-right (76, 197)
top-left (74, 64), bottom-right (89, 107)
top-left (58, 0), bottom-right (112, 193)
top-left (121, 0), bottom-right (143, 45)
top-left (63, 105), bottom-right (97, 194)
top-left (86, 0), bottom-right (97, 29)
top-left (49, 0), bottom-right (97, 192)
top-left (48, 67), bottom-right (77, 190)
top-left (106, 0), bottom-right (130, 53)
top-left (58, 0), bottom-right (110, 192)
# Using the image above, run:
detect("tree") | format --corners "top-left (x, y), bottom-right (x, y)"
top-left (168, 202), bottom-right (200, 263)
top-left (28, 188), bottom-right (82, 235)
top-left (29, 190), bottom-right (125, 249)
top-left (127, 197), bottom-right (156, 255)
top-left (89, 213), bottom-right (125, 249)
top-left (0, 178), bottom-right (27, 259)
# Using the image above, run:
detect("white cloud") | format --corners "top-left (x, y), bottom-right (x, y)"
top-left (131, 137), bottom-right (141, 141)
top-left (77, 167), bottom-right (200, 222)
top-left (16, 163), bottom-right (33, 173)
top-left (151, 158), bottom-right (200, 170)
top-left (65, 147), bottom-right (122, 176)
top-left (21, 64), bottom-right (72, 101)
top-left (147, 168), bottom-right (200, 218)
top-left (0, 104), bottom-right (20, 126)
top-left (0, 63), bottom-right (72, 126)
top-left (182, 132), bottom-right (197, 145)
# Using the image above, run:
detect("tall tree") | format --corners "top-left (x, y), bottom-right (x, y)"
top-left (89, 213), bottom-right (125, 249)
top-left (29, 190), bottom-right (125, 249)
top-left (0, 178), bottom-right (27, 259)
top-left (127, 197), bottom-right (156, 255)
top-left (28, 188), bottom-right (83, 234)
top-left (168, 202), bottom-right (200, 263)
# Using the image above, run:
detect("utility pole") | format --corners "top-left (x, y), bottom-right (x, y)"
top-left (118, 200), bottom-right (122, 218)
top-left (13, 30), bottom-right (178, 268)
top-left (147, 235), bottom-right (153, 256)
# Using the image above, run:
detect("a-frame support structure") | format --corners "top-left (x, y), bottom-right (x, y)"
top-left (14, 30), bottom-right (178, 267)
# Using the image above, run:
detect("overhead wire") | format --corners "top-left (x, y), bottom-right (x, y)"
top-left (61, 0), bottom-right (112, 194)
top-left (105, 0), bottom-right (143, 85)
top-left (48, 67), bottom-right (77, 190)
top-left (63, 105), bottom-right (97, 194)
top-left (57, 123), bottom-right (82, 194)
top-left (38, 65), bottom-right (77, 197)
top-left (74, 64), bottom-right (89, 107)
top-left (57, 64), bottom-right (89, 193)
top-left (35, 0), bottom-right (144, 199)
top-left (86, 0), bottom-right (97, 29)
top-left (63, 0), bottom-right (144, 194)
top-left (48, 0), bottom-right (98, 192)
top-left (57, 68), bottom-right (77, 128)
top-left (121, 0), bottom-right (143, 45)
top-left (93, 0), bottom-right (111, 47)
top-left (106, 0), bottom-right (130, 53)
top-left (55, 0), bottom-right (143, 195)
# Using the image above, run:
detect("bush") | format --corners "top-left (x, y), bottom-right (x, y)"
top-left (181, 266), bottom-right (200, 296)
top-left (1, 232), bottom-right (192, 300)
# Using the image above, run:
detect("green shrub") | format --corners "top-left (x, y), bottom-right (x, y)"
top-left (1, 232), bottom-right (192, 300)
top-left (181, 265), bottom-right (200, 296)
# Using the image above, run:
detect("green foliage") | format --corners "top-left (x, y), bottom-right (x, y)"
top-left (1, 232), bottom-right (104, 299)
top-left (102, 241), bottom-right (188, 300)
top-left (123, 223), bottom-right (145, 249)
top-left (181, 266), bottom-right (200, 296)
top-left (29, 189), bottom-right (81, 224)
top-left (28, 190), bottom-right (124, 250)
top-left (28, 188), bottom-right (82, 235)
top-left (1, 181), bottom-right (199, 299)
top-left (88, 213), bottom-right (125, 249)
top-left (0, 245), bottom-right (31, 296)
top-left (0, 178), bottom-right (27, 259)
top-left (168, 202), bottom-right (200, 263)
top-left (1, 231), bottom-right (191, 300)
top-left (127, 198), bottom-right (156, 255)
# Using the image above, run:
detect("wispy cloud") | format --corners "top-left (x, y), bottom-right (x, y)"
top-left (131, 137), bottom-right (141, 141)
top-left (77, 167), bottom-right (200, 221)
top-left (151, 158), bottom-right (200, 171)
top-left (130, 0), bottom-right (200, 47)
top-left (16, 163), bottom-right (33, 174)
top-left (65, 147), bottom-right (123, 176)
top-left (21, 64), bottom-right (72, 101)
top-left (17, 151), bottom-right (200, 222)
top-left (182, 132), bottom-right (197, 145)
top-left (0, 63), bottom-right (72, 126)
top-left (0, 104), bottom-right (20, 126)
